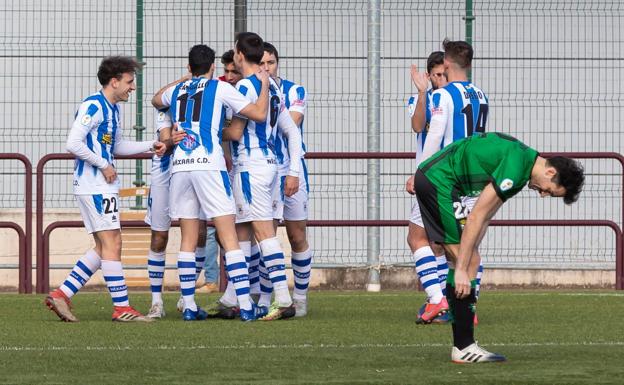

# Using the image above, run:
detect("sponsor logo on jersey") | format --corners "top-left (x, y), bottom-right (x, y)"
top-left (179, 130), bottom-right (200, 154)
top-left (100, 133), bottom-right (112, 145)
top-left (500, 178), bottom-right (514, 191)
top-left (81, 114), bottom-right (92, 126)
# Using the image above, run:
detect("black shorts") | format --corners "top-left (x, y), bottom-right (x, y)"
top-left (414, 170), bottom-right (471, 245)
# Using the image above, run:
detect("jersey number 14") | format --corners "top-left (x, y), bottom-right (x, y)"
top-left (461, 104), bottom-right (488, 136)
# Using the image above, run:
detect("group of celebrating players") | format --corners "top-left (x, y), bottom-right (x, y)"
top-left (44, 33), bottom-right (585, 363)
top-left (45, 32), bottom-right (312, 324)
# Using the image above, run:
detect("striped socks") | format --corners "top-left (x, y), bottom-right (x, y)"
top-left (177, 251), bottom-right (197, 311)
top-left (258, 258), bottom-right (273, 307)
top-left (292, 248), bottom-right (312, 301)
top-left (194, 247), bottom-right (206, 282)
top-left (224, 249), bottom-right (252, 311)
top-left (436, 254), bottom-right (449, 296)
top-left (259, 237), bottom-right (292, 307)
top-left (414, 246), bottom-right (444, 304)
top-left (248, 242), bottom-right (261, 295)
top-left (147, 250), bottom-right (166, 305)
top-left (475, 263), bottom-right (484, 301)
top-left (101, 260), bottom-right (129, 307)
top-left (59, 249), bottom-right (101, 298)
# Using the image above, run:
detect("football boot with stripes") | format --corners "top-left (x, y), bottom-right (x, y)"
top-left (451, 343), bottom-right (506, 363)
top-left (239, 303), bottom-right (268, 322)
top-left (112, 306), bottom-right (153, 322)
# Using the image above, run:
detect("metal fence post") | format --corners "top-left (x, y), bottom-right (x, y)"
top-left (133, 0), bottom-right (146, 209)
top-left (464, 0), bottom-right (474, 81)
top-left (366, 0), bottom-right (381, 292)
top-left (235, 0), bottom-right (247, 33)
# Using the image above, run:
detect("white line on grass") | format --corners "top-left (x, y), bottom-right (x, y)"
top-left (319, 292), bottom-right (624, 298)
top-left (1, 341), bottom-right (623, 352)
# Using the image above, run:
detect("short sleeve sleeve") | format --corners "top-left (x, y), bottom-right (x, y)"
top-left (287, 85), bottom-right (307, 114)
top-left (490, 148), bottom-right (537, 201)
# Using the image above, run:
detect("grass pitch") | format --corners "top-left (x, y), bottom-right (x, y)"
top-left (1, 290), bottom-right (623, 384)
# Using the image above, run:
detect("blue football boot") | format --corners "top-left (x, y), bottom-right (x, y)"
top-left (182, 307), bottom-right (208, 321)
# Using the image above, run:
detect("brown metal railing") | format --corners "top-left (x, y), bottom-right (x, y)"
top-left (0, 153), bottom-right (33, 293)
top-left (34, 152), bottom-right (624, 293)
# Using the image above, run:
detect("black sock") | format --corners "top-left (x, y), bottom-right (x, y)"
top-left (449, 286), bottom-right (476, 350)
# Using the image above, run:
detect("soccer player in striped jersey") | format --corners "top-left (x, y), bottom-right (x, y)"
top-left (404, 51), bottom-right (451, 324)
top-left (217, 32), bottom-right (303, 321)
top-left (260, 42), bottom-right (312, 317)
top-left (414, 133), bottom-right (584, 362)
top-left (45, 56), bottom-right (166, 322)
top-left (412, 39), bottom-right (489, 324)
top-left (151, 44), bottom-right (270, 321)
top-left (143, 105), bottom-right (177, 318)
top-left (193, 49), bottom-right (244, 297)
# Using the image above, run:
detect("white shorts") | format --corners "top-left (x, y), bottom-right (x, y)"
top-left (169, 170), bottom-right (235, 220)
top-left (410, 196), bottom-right (478, 227)
top-left (145, 184), bottom-right (171, 231)
top-left (232, 166), bottom-right (279, 223)
top-left (76, 193), bottom-right (120, 234)
top-left (275, 174), bottom-right (309, 221)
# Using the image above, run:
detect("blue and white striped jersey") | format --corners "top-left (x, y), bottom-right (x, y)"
top-left (161, 77), bottom-right (251, 173)
top-left (230, 75), bottom-right (282, 166)
top-left (275, 78), bottom-right (307, 175)
top-left (419, 81), bottom-right (488, 163)
top-left (407, 89), bottom-right (440, 166)
top-left (150, 108), bottom-right (173, 186)
top-left (71, 91), bottom-right (122, 195)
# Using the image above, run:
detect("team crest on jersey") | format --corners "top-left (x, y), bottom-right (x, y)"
top-left (81, 114), bottom-right (92, 126)
top-left (179, 130), bottom-right (200, 155)
top-left (157, 112), bottom-right (166, 122)
top-left (500, 178), bottom-right (514, 191)
top-left (100, 133), bottom-right (112, 145)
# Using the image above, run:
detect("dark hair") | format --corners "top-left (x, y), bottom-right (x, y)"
top-left (426, 51), bottom-right (444, 73)
top-left (263, 42), bottom-right (279, 63)
top-left (442, 38), bottom-right (473, 69)
top-left (221, 49), bottom-right (235, 65)
top-left (97, 56), bottom-right (142, 86)
top-left (188, 44), bottom-right (216, 76)
top-left (547, 156), bottom-right (585, 204)
top-left (235, 32), bottom-right (264, 64)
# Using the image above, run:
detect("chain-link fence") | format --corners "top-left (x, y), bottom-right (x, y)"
top-left (1, 0), bottom-right (622, 269)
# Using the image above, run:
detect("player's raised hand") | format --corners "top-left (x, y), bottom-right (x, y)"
top-left (152, 141), bottom-right (167, 157)
top-left (101, 164), bottom-right (117, 184)
top-left (284, 175), bottom-right (299, 197)
top-left (405, 175), bottom-right (416, 195)
top-left (410, 65), bottom-right (429, 93)
top-left (171, 123), bottom-right (187, 145)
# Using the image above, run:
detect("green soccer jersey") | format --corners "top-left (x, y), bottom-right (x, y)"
top-left (418, 132), bottom-right (539, 202)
